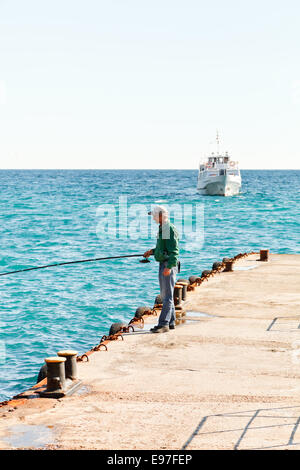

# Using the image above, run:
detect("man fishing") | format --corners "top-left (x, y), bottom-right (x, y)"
top-left (143, 205), bottom-right (179, 333)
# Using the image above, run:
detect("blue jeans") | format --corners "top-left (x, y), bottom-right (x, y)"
top-left (158, 261), bottom-right (177, 327)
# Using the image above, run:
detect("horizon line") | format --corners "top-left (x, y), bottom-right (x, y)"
top-left (0, 168), bottom-right (299, 171)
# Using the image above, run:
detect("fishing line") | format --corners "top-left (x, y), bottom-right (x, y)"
top-left (0, 253), bottom-right (150, 277)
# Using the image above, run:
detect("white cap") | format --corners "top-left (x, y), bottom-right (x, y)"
top-left (148, 205), bottom-right (169, 217)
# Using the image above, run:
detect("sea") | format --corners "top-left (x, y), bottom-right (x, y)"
top-left (0, 169), bottom-right (299, 401)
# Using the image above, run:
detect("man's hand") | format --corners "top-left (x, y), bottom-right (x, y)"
top-left (163, 267), bottom-right (171, 276)
top-left (143, 249), bottom-right (153, 258)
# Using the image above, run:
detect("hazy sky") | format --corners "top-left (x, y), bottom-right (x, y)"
top-left (0, 0), bottom-right (299, 169)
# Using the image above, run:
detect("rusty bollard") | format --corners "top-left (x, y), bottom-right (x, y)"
top-left (39, 356), bottom-right (66, 397)
top-left (174, 284), bottom-right (183, 307)
top-left (57, 350), bottom-right (78, 380)
top-left (260, 249), bottom-right (269, 262)
top-left (177, 279), bottom-right (189, 301)
top-left (224, 260), bottom-right (234, 272)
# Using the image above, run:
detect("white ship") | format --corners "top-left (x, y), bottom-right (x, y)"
top-left (197, 133), bottom-right (241, 196)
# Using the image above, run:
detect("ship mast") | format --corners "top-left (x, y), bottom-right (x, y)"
top-left (216, 130), bottom-right (220, 155)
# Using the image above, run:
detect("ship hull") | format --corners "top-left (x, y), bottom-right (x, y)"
top-left (197, 175), bottom-right (241, 196)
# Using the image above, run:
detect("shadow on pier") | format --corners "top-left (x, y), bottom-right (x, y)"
top-left (182, 405), bottom-right (300, 450)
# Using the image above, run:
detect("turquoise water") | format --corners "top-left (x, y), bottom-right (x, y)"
top-left (0, 169), bottom-right (299, 401)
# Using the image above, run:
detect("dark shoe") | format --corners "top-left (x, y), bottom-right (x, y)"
top-left (152, 325), bottom-right (169, 334)
top-left (150, 325), bottom-right (160, 332)
top-left (169, 324), bottom-right (175, 330)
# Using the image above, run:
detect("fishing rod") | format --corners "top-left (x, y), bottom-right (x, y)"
top-left (0, 253), bottom-right (150, 277)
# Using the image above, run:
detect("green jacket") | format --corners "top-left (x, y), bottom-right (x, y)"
top-left (153, 222), bottom-right (179, 269)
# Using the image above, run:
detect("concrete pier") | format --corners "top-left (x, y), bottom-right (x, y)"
top-left (1, 253), bottom-right (300, 450)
